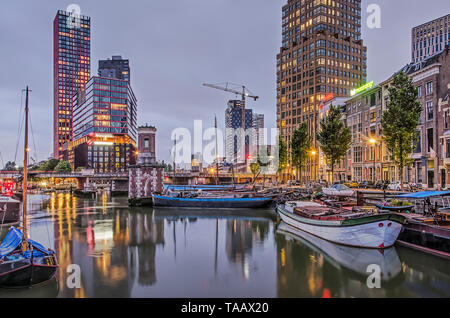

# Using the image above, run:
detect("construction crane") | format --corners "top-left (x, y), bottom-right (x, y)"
top-left (203, 82), bottom-right (259, 169)
top-left (203, 82), bottom-right (259, 102)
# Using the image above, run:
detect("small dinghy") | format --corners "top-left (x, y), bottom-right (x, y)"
top-left (323, 184), bottom-right (355, 198)
top-left (277, 201), bottom-right (406, 249)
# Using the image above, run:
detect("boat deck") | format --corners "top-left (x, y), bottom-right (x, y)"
top-left (293, 206), bottom-right (377, 222)
top-left (394, 212), bottom-right (435, 223)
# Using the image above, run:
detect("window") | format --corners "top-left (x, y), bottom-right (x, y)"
top-left (417, 85), bottom-right (422, 98)
top-left (447, 139), bottom-right (450, 158)
top-left (414, 132), bottom-right (421, 153)
top-left (370, 93), bottom-right (376, 106)
top-left (445, 111), bottom-right (449, 129)
top-left (353, 146), bottom-right (362, 163)
top-left (144, 138), bottom-right (150, 149)
top-left (426, 101), bottom-right (433, 120)
top-left (427, 128), bottom-right (434, 152)
top-left (426, 81), bottom-right (433, 95)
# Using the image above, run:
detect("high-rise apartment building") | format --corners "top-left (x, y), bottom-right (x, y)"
top-left (411, 14), bottom-right (450, 63)
top-left (70, 76), bottom-right (138, 173)
top-left (53, 10), bottom-right (91, 159)
top-left (98, 55), bottom-right (131, 82)
top-left (276, 0), bottom-right (367, 179)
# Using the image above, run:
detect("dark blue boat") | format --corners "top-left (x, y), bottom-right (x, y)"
top-left (375, 204), bottom-right (414, 212)
top-left (153, 194), bottom-right (274, 209)
top-left (0, 227), bottom-right (58, 288)
top-left (163, 184), bottom-right (248, 192)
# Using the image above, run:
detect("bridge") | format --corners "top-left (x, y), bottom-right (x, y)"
top-left (0, 170), bottom-right (129, 192)
top-left (0, 170), bottom-right (128, 179)
top-left (0, 170), bottom-right (277, 192)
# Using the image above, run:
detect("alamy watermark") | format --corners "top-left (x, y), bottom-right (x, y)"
top-left (366, 4), bottom-right (382, 29)
top-left (171, 122), bottom-right (281, 173)
top-left (366, 264), bottom-right (381, 289)
top-left (66, 264), bottom-right (81, 289)
top-left (66, 4), bottom-right (82, 29)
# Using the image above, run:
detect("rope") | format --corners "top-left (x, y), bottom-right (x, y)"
top-left (0, 150), bottom-right (4, 169)
top-left (28, 110), bottom-right (39, 164)
top-left (14, 91), bottom-right (25, 164)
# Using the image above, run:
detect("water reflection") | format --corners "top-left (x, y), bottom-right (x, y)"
top-left (8, 193), bottom-right (449, 298)
top-left (35, 193), bottom-right (276, 297)
top-left (0, 278), bottom-right (59, 298)
top-left (275, 222), bottom-right (450, 298)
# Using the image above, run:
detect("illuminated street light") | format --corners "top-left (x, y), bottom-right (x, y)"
top-left (310, 149), bottom-right (318, 182)
top-left (368, 138), bottom-right (378, 182)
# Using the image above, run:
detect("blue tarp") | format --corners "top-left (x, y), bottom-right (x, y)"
top-left (0, 227), bottom-right (22, 259)
top-left (0, 227), bottom-right (53, 260)
top-left (397, 191), bottom-right (450, 199)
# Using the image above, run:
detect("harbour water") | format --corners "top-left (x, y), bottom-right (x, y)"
top-left (1, 193), bottom-right (449, 298)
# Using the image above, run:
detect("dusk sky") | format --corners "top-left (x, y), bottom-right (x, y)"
top-left (0, 0), bottom-right (449, 166)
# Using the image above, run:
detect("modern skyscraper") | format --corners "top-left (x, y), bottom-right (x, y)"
top-left (411, 14), bottom-right (450, 63)
top-left (276, 0), bottom-right (367, 179)
top-left (53, 10), bottom-right (91, 159)
top-left (98, 55), bottom-right (131, 82)
top-left (70, 76), bottom-right (138, 173)
top-left (225, 100), bottom-right (253, 164)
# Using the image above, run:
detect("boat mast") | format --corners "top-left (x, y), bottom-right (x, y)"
top-left (22, 86), bottom-right (29, 251)
top-left (215, 116), bottom-right (219, 185)
top-left (173, 134), bottom-right (176, 186)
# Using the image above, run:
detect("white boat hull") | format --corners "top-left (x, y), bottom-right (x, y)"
top-left (277, 222), bottom-right (402, 281)
top-left (277, 206), bottom-right (403, 249)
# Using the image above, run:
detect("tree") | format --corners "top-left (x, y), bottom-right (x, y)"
top-left (40, 159), bottom-right (60, 171)
top-left (55, 160), bottom-right (72, 173)
top-left (382, 71), bottom-right (422, 185)
top-left (277, 134), bottom-right (288, 177)
top-left (317, 104), bottom-right (352, 183)
top-left (258, 145), bottom-right (271, 187)
top-left (250, 161), bottom-right (260, 183)
top-left (291, 122), bottom-right (312, 183)
top-left (3, 161), bottom-right (17, 171)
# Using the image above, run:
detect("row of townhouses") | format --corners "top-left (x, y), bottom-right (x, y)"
top-left (319, 46), bottom-right (450, 189)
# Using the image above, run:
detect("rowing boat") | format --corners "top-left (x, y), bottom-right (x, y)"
top-left (276, 201), bottom-right (406, 249)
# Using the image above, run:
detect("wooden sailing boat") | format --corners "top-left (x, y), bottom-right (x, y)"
top-left (0, 87), bottom-right (58, 288)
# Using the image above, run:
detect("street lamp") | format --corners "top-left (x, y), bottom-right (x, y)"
top-left (369, 138), bottom-right (377, 183)
top-left (310, 149), bottom-right (317, 182)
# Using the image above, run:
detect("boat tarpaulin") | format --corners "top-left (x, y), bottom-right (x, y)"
top-left (0, 227), bottom-right (22, 259)
top-left (0, 227), bottom-right (53, 260)
top-left (397, 191), bottom-right (450, 199)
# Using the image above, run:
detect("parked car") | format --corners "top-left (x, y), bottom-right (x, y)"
top-left (387, 181), bottom-right (402, 191)
top-left (344, 181), bottom-right (359, 188)
top-left (375, 180), bottom-right (390, 189)
top-left (360, 181), bottom-right (375, 189)
top-left (407, 182), bottom-right (423, 192)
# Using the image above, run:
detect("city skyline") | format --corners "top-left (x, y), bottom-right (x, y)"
top-left (0, 0), bottom-right (449, 167)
